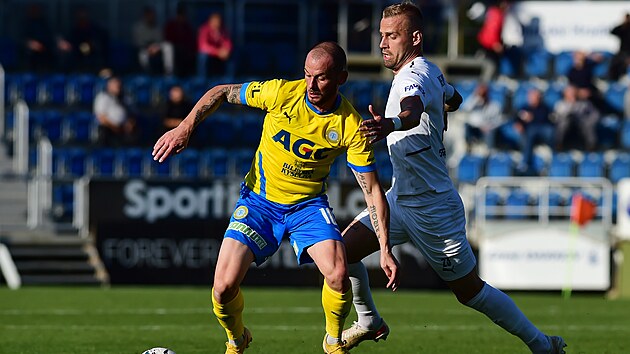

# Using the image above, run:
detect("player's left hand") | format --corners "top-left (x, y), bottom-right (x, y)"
top-left (380, 250), bottom-right (400, 291)
top-left (360, 105), bottom-right (394, 144)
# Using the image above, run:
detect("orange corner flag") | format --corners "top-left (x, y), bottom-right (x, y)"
top-left (570, 193), bottom-right (597, 226)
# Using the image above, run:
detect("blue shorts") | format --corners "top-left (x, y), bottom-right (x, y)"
top-left (224, 184), bottom-right (343, 266)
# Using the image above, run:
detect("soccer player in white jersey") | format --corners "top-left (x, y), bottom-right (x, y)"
top-left (340, 2), bottom-right (567, 353)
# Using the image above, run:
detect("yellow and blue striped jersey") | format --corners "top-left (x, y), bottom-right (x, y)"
top-left (239, 79), bottom-right (375, 204)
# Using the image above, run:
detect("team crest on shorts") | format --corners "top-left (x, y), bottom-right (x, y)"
top-left (326, 128), bottom-right (340, 144)
top-left (234, 206), bottom-right (248, 219)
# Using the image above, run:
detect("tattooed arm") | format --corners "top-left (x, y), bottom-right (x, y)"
top-left (353, 169), bottom-right (399, 290)
top-left (152, 84), bottom-right (243, 162)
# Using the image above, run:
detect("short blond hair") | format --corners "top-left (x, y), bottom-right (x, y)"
top-left (382, 1), bottom-right (423, 33)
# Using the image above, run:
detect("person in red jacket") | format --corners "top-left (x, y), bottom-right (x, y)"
top-left (197, 12), bottom-right (233, 78)
top-left (477, 0), bottom-right (510, 73)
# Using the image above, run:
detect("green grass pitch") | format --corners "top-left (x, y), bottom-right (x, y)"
top-left (1, 286), bottom-right (629, 353)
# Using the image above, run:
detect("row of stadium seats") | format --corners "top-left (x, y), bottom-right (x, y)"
top-left (457, 151), bottom-right (630, 184)
top-left (4, 72), bottom-right (628, 119)
top-left (45, 146), bottom-right (394, 181)
top-left (481, 186), bottom-right (618, 220)
top-left (498, 49), bottom-right (620, 80)
top-left (4, 108), bottom-right (266, 149)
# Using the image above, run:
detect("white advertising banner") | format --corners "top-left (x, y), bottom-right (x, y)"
top-left (618, 179), bottom-right (630, 240)
top-left (480, 229), bottom-right (610, 290)
top-left (510, 1), bottom-right (630, 53)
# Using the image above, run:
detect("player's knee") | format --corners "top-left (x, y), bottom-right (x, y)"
top-left (324, 266), bottom-right (350, 293)
top-left (212, 280), bottom-right (239, 303)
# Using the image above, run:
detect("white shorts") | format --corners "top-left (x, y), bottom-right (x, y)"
top-left (357, 188), bottom-right (476, 282)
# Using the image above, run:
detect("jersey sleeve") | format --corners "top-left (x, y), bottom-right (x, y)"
top-left (444, 82), bottom-right (455, 100)
top-left (239, 79), bottom-right (284, 112)
top-left (394, 74), bottom-right (429, 109)
top-left (345, 121), bottom-right (376, 173)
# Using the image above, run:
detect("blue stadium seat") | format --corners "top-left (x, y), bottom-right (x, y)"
top-left (375, 149), bottom-right (393, 182)
top-left (10, 73), bottom-right (40, 105)
top-left (485, 189), bottom-right (503, 219)
top-left (271, 42), bottom-right (298, 76)
top-left (485, 151), bottom-right (513, 177)
top-left (147, 151), bottom-right (173, 177)
top-left (239, 112), bottom-right (264, 148)
top-left (177, 149), bottom-right (201, 178)
top-left (67, 74), bottom-right (103, 106)
top-left (118, 148), bottom-right (147, 177)
top-left (530, 153), bottom-right (547, 176)
top-left (553, 51), bottom-right (574, 77)
top-left (238, 43), bottom-right (273, 75)
top-left (66, 148), bottom-right (88, 177)
top-left (41, 110), bottom-right (64, 143)
top-left (328, 153), bottom-right (346, 180)
top-left (373, 80), bottom-right (392, 109)
top-left (201, 148), bottom-right (230, 177)
top-left (596, 117), bottom-right (621, 150)
top-left (40, 74), bottom-right (68, 106)
top-left (593, 51), bottom-right (613, 79)
top-left (90, 148), bottom-right (117, 177)
top-left (604, 83), bottom-right (627, 114)
top-left (621, 121), bottom-right (630, 150)
top-left (453, 80), bottom-right (477, 102)
top-left (457, 154), bottom-right (484, 184)
top-left (234, 148), bottom-right (255, 177)
top-left (524, 49), bottom-right (552, 78)
top-left (544, 82), bottom-right (565, 108)
top-left (183, 76), bottom-right (212, 101)
top-left (125, 75), bottom-right (153, 106)
top-left (52, 182), bottom-right (74, 221)
top-left (548, 152), bottom-right (575, 177)
top-left (577, 152), bottom-right (604, 178)
top-left (342, 80), bottom-right (373, 113)
top-left (64, 111), bottom-right (96, 144)
top-left (505, 188), bottom-right (530, 219)
top-left (208, 112), bottom-right (236, 147)
top-left (488, 81), bottom-right (508, 111)
top-left (609, 153), bottom-right (630, 184)
top-left (29, 110), bottom-right (47, 141)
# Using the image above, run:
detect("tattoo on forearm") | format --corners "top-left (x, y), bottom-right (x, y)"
top-left (368, 205), bottom-right (380, 239)
top-left (354, 171), bottom-right (372, 196)
top-left (226, 84), bottom-right (242, 104)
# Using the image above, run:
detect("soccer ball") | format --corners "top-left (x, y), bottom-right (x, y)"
top-left (141, 348), bottom-right (176, 354)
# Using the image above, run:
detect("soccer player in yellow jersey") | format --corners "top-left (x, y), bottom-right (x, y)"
top-left (152, 41), bottom-right (399, 354)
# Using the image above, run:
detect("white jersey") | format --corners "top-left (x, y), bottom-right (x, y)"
top-left (385, 56), bottom-right (456, 199)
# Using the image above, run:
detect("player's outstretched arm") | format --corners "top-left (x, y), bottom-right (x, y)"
top-left (353, 169), bottom-right (400, 291)
top-left (152, 84), bottom-right (243, 162)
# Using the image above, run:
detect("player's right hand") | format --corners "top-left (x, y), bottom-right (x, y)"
top-left (380, 250), bottom-right (400, 291)
top-left (152, 125), bottom-right (191, 163)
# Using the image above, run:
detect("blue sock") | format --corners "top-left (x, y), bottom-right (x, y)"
top-left (466, 283), bottom-right (549, 353)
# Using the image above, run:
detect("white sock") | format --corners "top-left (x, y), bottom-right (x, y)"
top-left (348, 261), bottom-right (382, 330)
top-left (325, 334), bottom-right (341, 345)
top-left (465, 283), bottom-right (550, 353)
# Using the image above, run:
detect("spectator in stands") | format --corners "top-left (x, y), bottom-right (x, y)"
top-left (132, 7), bottom-right (174, 76)
top-left (93, 76), bottom-right (136, 146)
top-left (476, 0), bottom-right (511, 75)
top-left (197, 12), bottom-right (233, 78)
top-left (23, 4), bottom-right (55, 72)
top-left (58, 7), bottom-right (109, 73)
top-left (609, 13), bottom-right (630, 82)
top-left (160, 85), bottom-right (193, 135)
top-left (460, 83), bottom-right (504, 149)
top-left (514, 88), bottom-right (555, 175)
top-left (553, 85), bottom-right (600, 151)
top-left (164, 4), bottom-right (197, 77)
top-left (567, 51), bottom-right (616, 116)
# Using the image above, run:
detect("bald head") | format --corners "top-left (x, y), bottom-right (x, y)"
top-left (307, 41), bottom-right (347, 73)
